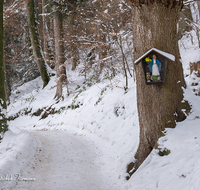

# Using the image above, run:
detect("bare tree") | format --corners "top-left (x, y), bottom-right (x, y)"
top-left (53, 4), bottom-right (67, 99)
top-left (4, 0), bottom-right (40, 93)
top-left (42, 0), bottom-right (53, 68)
top-left (26, 0), bottom-right (50, 88)
top-left (0, 1), bottom-right (8, 138)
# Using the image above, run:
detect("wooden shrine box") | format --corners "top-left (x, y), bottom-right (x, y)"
top-left (134, 48), bottom-right (175, 85)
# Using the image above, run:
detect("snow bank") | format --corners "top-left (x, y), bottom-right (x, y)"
top-left (129, 109), bottom-right (200, 190)
top-left (7, 73), bottom-right (140, 188)
top-left (0, 130), bottom-right (38, 189)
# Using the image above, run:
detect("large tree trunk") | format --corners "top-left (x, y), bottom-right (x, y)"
top-left (26, 0), bottom-right (50, 88)
top-left (53, 5), bottom-right (66, 99)
top-left (0, 1), bottom-right (8, 137)
top-left (127, 1), bottom-right (191, 179)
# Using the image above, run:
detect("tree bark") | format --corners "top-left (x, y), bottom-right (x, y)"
top-left (0, 1), bottom-right (8, 137)
top-left (26, 0), bottom-right (50, 88)
top-left (53, 5), bottom-right (66, 99)
top-left (42, 0), bottom-right (52, 68)
top-left (127, 1), bottom-right (191, 179)
top-left (99, 33), bottom-right (107, 72)
top-left (70, 9), bottom-right (79, 71)
top-left (35, 0), bottom-right (43, 48)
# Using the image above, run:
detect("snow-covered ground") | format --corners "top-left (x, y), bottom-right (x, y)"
top-left (0, 30), bottom-right (200, 190)
top-left (14, 130), bottom-right (122, 190)
top-left (1, 71), bottom-right (139, 190)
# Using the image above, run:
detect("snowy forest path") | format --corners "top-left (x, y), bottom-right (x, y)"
top-left (14, 130), bottom-right (111, 190)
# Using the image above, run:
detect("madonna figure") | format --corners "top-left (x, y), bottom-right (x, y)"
top-left (149, 55), bottom-right (161, 81)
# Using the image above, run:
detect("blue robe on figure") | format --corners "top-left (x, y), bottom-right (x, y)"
top-left (148, 59), bottom-right (161, 73)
